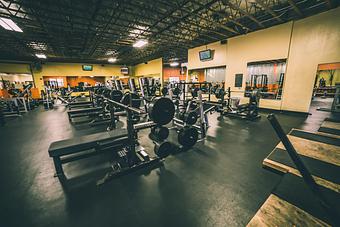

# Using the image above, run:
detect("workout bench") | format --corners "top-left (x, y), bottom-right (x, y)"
top-left (48, 129), bottom-right (129, 179)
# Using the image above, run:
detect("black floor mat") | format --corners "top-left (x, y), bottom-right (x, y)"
top-left (273, 173), bottom-right (340, 225)
top-left (267, 148), bottom-right (340, 184)
top-left (290, 129), bottom-right (340, 146)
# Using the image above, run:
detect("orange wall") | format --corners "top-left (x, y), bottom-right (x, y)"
top-left (43, 76), bottom-right (68, 87)
top-left (43, 76), bottom-right (105, 87)
top-left (163, 67), bottom-right (186, 81)
top-left (67, 76), bottom-right (105, 87)
top-left (318, 62), bottom-right (340, 70)
top-left (189, 69), bottom-right (205, 82)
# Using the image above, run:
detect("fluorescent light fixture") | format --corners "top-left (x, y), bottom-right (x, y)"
top-left (0, 17), bottom-right (23, 32)
top-left (105, 50), bottom-right (116, 55)
top-left (170, 62), bottom-right (179, 67)
top-left (108, 57), bottom-right (117, 63)
top-left (133, 40), bottom-right (148, 48)
top-left (28, 41), bottom-right (47, 51)
top-left (35, 53), bottom-right (47, 59)
top-left (129, 25), bottom-right (148, 37)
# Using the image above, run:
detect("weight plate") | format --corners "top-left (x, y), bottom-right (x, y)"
top-left (148, 97), bottom-right (175, 125)
top-left (178, 127), bottom-right (198, 148)
top-left (151, 126), bottom-right (169, 141)
top-left (121, 93), bottom-right (141, 108)
top-left (110, 90), bottom-right (123, 102)
top-left (173, 87), bottom-right (181, 96)
top-left (161, 87), bottom-right (168, 96)
top-left (154, 141), bottom-right (173, 158)
top-left (185, 111), bottom-right (198, 125)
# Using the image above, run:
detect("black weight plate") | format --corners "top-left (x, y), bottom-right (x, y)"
top-left (173, 87), bottom-right (181, 96)
top-left (215, 88), bottom-right (225, 99)
top-left (103, 89), bottom-right (112, 98)
top-left (161, 87), bottom-right (168, 96)
top-left (148, 97), bottom-right (175, 125)
top-left (191, 87), bottom-right (199, 97)
top-left (121, 93), bottom-right (141, 108)
top-left (154, 141), bottom-right (173, 158)
top-left (178, 127), bottom-right (198, 148)
top-left (110, 90), bottom-right (123, 102)
top-left (185, 111), bottom-right (198, 125)
top-left (152, 126), bottom-right (169, 140)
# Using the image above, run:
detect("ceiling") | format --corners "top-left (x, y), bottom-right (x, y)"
top-left (0, 0), bottom-right (338, 65)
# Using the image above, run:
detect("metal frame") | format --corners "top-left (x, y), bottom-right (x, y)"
top-left (0, 0), bottom-right (338, 65)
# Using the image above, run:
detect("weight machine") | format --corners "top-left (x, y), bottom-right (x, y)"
top-left (214, 87), bottom-right (261, 120)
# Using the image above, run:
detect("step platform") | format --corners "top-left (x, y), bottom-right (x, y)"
top-left (263, 129), bottom-right (340, 192)
top-left (318, 118), bottom-right (340, 136)
top-left (247, 173), bottom-right (340, 226)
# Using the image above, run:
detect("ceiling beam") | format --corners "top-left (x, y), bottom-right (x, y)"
top-left (255, 0), bottom-right (283, 23)
top-left (223, 0), bottom-right (264, 28)
top-left (287, 0), bottom-right (303, 17)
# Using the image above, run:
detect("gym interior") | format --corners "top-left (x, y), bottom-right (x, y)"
top-left (1, 1), bottom-right (340, 226)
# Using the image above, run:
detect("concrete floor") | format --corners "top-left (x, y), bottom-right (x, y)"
top-left (0, 98), bottom-right (337, 227)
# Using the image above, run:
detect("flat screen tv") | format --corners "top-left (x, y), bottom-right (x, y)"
top-left (82, 65), bottom-right (93, 71)
top-left (121, 67), bottom-right (129, 75)
top-left (199, 49), bottom-right (212, 61)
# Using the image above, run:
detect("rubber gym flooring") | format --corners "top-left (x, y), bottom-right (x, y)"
top-left (0, 98), bottom-right (338, 227)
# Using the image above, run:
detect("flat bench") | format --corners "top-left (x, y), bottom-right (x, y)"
top-left (68, 101), bottom-right (94, 109)
top-left (67, 107), bottom-right (103, 119)
top-left (48, 129), bottom-right (129, 178)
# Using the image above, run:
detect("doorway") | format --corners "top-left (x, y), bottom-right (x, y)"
top-left (311, 62), bottom-right (340, 113)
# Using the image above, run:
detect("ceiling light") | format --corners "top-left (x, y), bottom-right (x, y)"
top-left (0, 17), bottom-right (23, 32)
top-left (170, 62), bottom-right (179, 67)
top-left (35, 53), bottom-right (47, 59)
top-left (129, 25), bottom-right (148, 37)
top-left (90, 76), bottom-right (94, 78)
top-left (105, 50), bottom-right (116, 56)
top-left (108, 57), bottom-right (117, 63)
top-left (28, 41), bottom-right (47, 51)
top-left (133, 40), bottom-right (148, 48)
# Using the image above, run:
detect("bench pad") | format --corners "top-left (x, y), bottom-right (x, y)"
top-left (49, 129), bottom-right (128, 157)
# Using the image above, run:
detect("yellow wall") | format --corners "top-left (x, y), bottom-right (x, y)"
top-left (317, 69), bottom-right (340, 86)
top-left (133, 58), bottom-right (163, 78)
top-left (187, 7), bottom-right (340, 112)
top-left (0, 62), bottom-right (123, 92)
top-left (282, 8), bottom-right (340, 112)
top-left (188, 41), bottom-right (227, 70)
top-left (0, 63), bottom-right (31, 74)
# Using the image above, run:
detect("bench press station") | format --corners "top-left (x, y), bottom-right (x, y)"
top-left (49, 94), bottom-right (176, 184)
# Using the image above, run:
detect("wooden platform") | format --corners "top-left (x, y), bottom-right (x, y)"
top-left (263, 129), bottom-right (340, 193)
top-left (247, 173), bottom-right (340, 226)
top-left (252, 119), bottom-right (340, 226)
top-left (318, 120), bottom-right (340, 136)
top-left (247, 194), bottom-right (330, 227)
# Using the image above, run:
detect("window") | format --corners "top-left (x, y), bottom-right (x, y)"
top-left (49, 78), bottom-right (64, 87)
top-left (245, 60), bottom-right (286, 100)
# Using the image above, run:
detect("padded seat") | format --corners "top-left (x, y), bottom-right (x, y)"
top-left (49, 129), bottom-right (128, 157)
top-left (68, 101), bottom-right (93, 106)
top-left (49, 129), bottom-right (129, 178)
top-left (67, 107), bottom-right (103, 118)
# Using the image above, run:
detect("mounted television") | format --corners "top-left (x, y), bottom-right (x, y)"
top-left (199, 49), bottom-right (213, 61)
top-left (82, 65), bottom-right (93, 71)
top-left (121, 67), bottom-right (129, 75)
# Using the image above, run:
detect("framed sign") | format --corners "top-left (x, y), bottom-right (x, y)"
top-left (235, 74), bottom-right (243, 87)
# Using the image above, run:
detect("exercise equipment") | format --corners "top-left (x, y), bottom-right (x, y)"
top-left (216, 87), bottom-right (260, 120)
top-left (50, 93), bottom-right (177, 184)
top-left (177, 126), bottom-right (199, 148)
top-left (148, 97), bottom-right (175, 125)
top-left (151, 126), bottom-right (169, 141)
